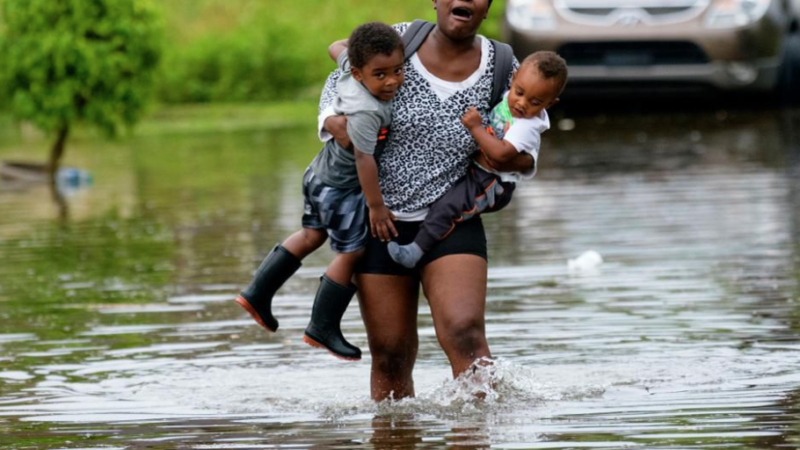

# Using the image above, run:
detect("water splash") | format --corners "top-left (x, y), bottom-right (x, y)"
top-left (331, 358), bottom-right (610, 421)
top-left (421, 358), bottom-right (605, 413)
top-left (14, 356), bottom-right (600, 424)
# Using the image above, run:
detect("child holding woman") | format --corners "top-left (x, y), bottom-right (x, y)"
top-left (235, 22), bottom-right (404, 361)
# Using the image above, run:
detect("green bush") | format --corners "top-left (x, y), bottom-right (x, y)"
top-left (0, 0), bottom-right (7, 109)
top-left (0, 0), bottom-right (162, 171)
top-left (157, 18), bottom-right (312, 103)
top-left (154, 0), bottom-right (507, 103)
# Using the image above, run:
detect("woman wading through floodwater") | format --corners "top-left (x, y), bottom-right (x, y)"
top-left (320, 0), bottom-right (535, 400)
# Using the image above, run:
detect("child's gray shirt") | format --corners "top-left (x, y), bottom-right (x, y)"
top-left (310, 52), bottom-right (393, 189)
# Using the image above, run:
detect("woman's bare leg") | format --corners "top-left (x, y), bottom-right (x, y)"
top-left (421, 254), bottom-right (491, 378)
top-left (356, 273), bottom-right (420, 401)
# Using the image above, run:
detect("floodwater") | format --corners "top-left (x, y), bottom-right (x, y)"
top-left (0, 105), bottom-right (799, 449)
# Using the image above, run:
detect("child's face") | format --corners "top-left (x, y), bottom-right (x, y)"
top-left (351, 48), bottom-right (405, 102)
top-left (507, 65), bottom-right (561, 119)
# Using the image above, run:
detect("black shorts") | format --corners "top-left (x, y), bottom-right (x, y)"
top-left (354, 217), bottom-right (487, 277)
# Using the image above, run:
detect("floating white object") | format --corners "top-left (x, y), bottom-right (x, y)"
top-left (558, 118), bottom-right (576, 131)
top-left (568, 250), bottom-right (603, 272)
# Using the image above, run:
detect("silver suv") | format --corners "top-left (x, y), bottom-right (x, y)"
top-left (502, 0), bottom-right (800, 97)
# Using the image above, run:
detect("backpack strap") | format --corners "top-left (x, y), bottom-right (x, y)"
top-left (489, 39), bottom-right (514, 108)
top-left (403, 20), bottom-right (515, 107)
top-left (402, 19), bottom-right (436, 62)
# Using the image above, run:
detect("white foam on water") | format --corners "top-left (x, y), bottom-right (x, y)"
top-left (0, 371), bottom-right (34, 381)
top-left (168, 294), bottom-right (234, 304)
top-left (52, 448), bottom-right (127, 450)
top-left (104, 342), bottom-right (227, 357)
top-left (97, 304), bottom-right (205, 314)
top-left (496, 442), bottom-right (640, 449)
top-left (20, 347), bottom-right (107, 357)
top-left (0, 333), bottom-right (36, 343)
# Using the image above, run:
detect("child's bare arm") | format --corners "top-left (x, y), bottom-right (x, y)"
top-left (493, 152), bottom-right (535, 173)
top-left (328, 40), bottom-right (348, 62)
top-left (461, 108), bottom-right (519, 164)
top-left (355, 149), bottom-right (397, 241)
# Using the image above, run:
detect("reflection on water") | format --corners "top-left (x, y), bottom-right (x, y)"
top-left (0, 108), bottom-right (799, 449)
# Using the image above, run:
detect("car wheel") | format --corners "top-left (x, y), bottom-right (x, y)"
top-left (778, 33), bottom-right (800, 106)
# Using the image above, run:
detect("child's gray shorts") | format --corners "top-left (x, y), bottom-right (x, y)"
top-left (301, 168), bottom-right (368, 253)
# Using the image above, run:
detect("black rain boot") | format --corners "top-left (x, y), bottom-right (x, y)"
top-left (302, 275), bottom-right (362, 361)
top-left (235, 244), bottom-right (301, 332)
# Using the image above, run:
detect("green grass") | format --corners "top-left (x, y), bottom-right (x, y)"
top-left (136, 101), bottom-right (317, 136)
top-left (0, 102), bottom-right (318, 147)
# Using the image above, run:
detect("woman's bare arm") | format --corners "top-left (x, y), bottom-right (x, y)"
top-left (323, 115), bottom-right (351, 150)
top-left (328, 39), bottom-right (348, 62)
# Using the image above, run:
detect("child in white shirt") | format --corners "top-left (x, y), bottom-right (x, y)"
top-left (388, 51), bottom-right (568, 268)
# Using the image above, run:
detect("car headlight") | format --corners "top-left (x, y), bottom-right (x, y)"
top-left (704, 0), bottom-right (772, 28)
top-left (506, 0), bottom-right (556, 31)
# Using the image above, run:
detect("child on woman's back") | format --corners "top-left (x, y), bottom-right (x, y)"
top-left (388, 51), bottom-right (567, 268)
top-left (235, 22), bottom-right (404, 360)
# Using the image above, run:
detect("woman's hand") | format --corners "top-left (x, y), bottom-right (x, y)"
top-left (369, 204), bottom-right (398, 242)
top-left (324, 115), bottom-right (352, 150)
top-left (461, 107), bottom-right (484, 131)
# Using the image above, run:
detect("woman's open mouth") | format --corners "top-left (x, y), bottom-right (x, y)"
top-left (451, 6), bottom-right (474, 21)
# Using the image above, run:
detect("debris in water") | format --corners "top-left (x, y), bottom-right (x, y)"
top-left (568, 250), bottom-right (603, 273)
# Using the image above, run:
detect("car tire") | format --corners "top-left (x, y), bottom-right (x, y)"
top-left (778, 33), bottom-right (800, 106)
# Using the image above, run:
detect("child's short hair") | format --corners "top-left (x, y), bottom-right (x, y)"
top-left (522, 51), bottom-right (569, 94)
top-left (348, 22), bottom-right (404, 69)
